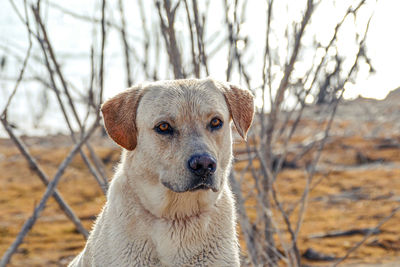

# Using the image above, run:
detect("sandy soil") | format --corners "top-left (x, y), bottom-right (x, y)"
top-left (1, 93), bottom-right (400, 266)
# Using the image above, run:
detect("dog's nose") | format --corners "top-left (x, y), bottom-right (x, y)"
top-left (188, 154), bottom-right (217, 177)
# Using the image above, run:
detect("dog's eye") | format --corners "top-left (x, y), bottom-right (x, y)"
top-left (209, 118), bottom-right (223, 130)
top-left (155, 122), bottom-right (173, 135)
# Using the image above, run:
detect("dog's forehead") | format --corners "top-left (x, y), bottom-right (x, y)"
top-left (137, 80), bottom-right (229, 122)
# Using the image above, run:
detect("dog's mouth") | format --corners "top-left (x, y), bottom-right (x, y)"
top-left (162, 180), bottom-right (218, 193)
top-left (189, 183), bottom-right (218, 192)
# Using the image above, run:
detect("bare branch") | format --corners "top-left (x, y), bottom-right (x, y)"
top-left (0, 118), bottom-right (88, 239)
top-left (260, 0), bottom-right (275, 142)
top-left (266, 0), bottom-right (315, 156)
top-left (2, 0), bottom-right (32, 119)
top-left (156, 0), bottom-right (184, 79)
top-left (118, 0), bottom-right (133, 87)
top-left (32, 5), bottom-right (83, 130)
top-left (137, 0), bottom-right (152, 79)
top-left (183, 0), bottom-right (200, 77)
top-left (0, 120), bottom-right (99, 267)
top-left (332, 205), bottom-right (400, 266)
top-left (46, 1), bottom-right (141, 41)
top-left (304, 0), bottom-right (368, 98)
top-left (31, 4), bottom-right (108, 193)
top-left (229, 171), bottom-right (259, 266)
top-left (98, 0), bottom-right (107, 106)
top-left (192, 0), bottom-right (209, 75)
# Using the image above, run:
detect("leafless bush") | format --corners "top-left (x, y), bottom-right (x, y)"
top-left (2, 0), bottom-right (397, 266)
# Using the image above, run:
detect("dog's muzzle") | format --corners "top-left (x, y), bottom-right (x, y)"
top-left (161, 154), bottom-right (218, 193)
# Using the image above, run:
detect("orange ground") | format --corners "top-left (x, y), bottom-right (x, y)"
top-left (0, 127), bottom-right (400, 266)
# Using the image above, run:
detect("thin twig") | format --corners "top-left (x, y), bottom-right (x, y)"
top-left (46, 1), bottom-right (141, 41)
top-left (183, 0), bottom-right (199, 77)
top-left (137, 0), bottom-right (152, 79)
top-left (304, 0), bottom-right (368, 97)
top-left (33, 5), bottom-right (83, 130)
top-left (192, 0), bottom-right (209, 75)
top-left (223, 0), bottom-right (234, 81)
top-left (260, 0), bottom-right (274, 146)
top-left (98, 0), bottom-right (106, 107)
top-left (2, 0), bottom-right (32, 119)
top-left (118, 0), bottom-right (133, 87)
top-left (229, 171), bottom-right (259, 266)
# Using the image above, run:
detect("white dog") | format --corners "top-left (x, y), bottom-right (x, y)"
top-left (69, 78), bottom-right (254, 266)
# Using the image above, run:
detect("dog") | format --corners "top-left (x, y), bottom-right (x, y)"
top-left (69, 78), bottom-right (254, 266)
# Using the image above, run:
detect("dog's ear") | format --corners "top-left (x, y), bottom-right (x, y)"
top-left (101, 86), bottom-right (144, 150)
top-left (222, 83), bottom-right (255, 140)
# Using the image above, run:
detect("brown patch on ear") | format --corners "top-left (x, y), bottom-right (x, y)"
top-left (222, 83), bottom-right (255, 140)
top-left (101, 86), bottom-right (144, 150)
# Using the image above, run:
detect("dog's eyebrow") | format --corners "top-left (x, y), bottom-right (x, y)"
top-left (152, 116), bottom-right (176, 125)
top-left (206, 110), bottom-right (225, 120)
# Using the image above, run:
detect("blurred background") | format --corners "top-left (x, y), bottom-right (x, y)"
top-left (1, 0), bottom-right (400, 266)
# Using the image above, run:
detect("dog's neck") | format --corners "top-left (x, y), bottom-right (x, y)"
top-left (160, 189), bottom-right (218, 221)
top-left (134, 183), bottom-right (219, 222)
top-left (138, 196), bottom-right (208, 222)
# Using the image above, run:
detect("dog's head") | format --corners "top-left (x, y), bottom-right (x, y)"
top-left (101, 78), bottom-right (254, 218)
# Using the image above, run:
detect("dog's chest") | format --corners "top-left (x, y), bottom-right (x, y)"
top-left (150, 217), bottom-right (215, 265)
top-left (121, 239), bottom-right (161, 266)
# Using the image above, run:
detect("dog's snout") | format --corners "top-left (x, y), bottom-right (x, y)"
top-left (188, 154), bottom-right (217, 177)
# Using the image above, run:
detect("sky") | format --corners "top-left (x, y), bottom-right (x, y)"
top-left (343, 0), bottom-right (400, 99)
top-left (0, 0), bottom-right (399, 135)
